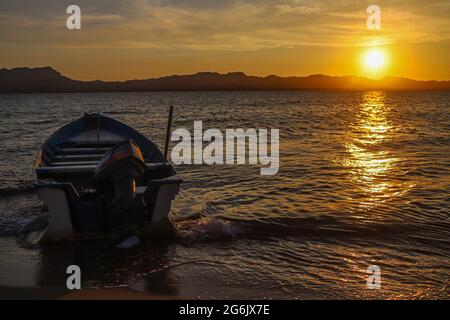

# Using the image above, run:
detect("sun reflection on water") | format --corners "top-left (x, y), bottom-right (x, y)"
top-left (342, 91), bottom-right (409, 209)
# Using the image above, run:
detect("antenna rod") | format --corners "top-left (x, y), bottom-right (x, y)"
top-left (163, 106), bottom-right (174, 165)
top-left (96, 112), bottom-right (100, 150)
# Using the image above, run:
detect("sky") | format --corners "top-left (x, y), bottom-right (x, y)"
top-left (0, 0), bottom-right (449, 80)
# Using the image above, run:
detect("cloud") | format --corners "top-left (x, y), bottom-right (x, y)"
top-left (0, 0), bottom-right (449, 51)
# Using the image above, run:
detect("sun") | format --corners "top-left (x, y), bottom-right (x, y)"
top-left (362, 48), bottom-right (388, 75)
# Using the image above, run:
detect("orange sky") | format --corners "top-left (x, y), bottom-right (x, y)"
top-left (0, 0), bottom-right (449, 81)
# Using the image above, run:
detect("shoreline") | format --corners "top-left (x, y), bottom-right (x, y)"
top-left (0, 285), bottom-right (181, 300)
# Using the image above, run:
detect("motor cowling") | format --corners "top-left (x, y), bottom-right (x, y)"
top-left (91, 140), bottom-right (147, 244)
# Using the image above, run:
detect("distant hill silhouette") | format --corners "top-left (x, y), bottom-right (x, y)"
top-left (0, 67), bottom-right (449, 93)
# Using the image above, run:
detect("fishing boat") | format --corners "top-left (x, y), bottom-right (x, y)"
top-left (33, 109), bottom-right (181, 246)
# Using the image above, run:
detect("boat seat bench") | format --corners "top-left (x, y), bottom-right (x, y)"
top-left (51, 154), bottom-right (104, 161)
top-left (36, 162), bottom-right (171, 175)
top-left (55, 147), bottom-right (111, 155)
top-left (36, 165), bottom-right (98, 174)
top-left (48, 161), bottom-right (100, 166)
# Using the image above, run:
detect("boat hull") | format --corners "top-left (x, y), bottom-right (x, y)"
top-left (33, 113), bottom-right (182, 244)
top-left (36, 179), bottom-right (180, 243)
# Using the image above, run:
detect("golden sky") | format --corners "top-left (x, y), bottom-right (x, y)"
top-left (0, 0), bottom-right (449, 80)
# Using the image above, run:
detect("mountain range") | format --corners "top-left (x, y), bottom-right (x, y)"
top-left (0, 67), bottom-right (449, 93)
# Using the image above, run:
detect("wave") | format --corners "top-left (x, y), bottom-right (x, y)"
top-left (23, 119), bottom-right (55, 125)
top-left (5, 210), bottom-right (449, 256)
top-left (15, 216), bottom-right (49, 248)
top-left (0, 203), bottom-right (47, 236)
top-left (174, 215), bottom-right (450, 253)
top-left (104, 110), bottom-right (143, 116)
top-left (175, 216), bottom-right (241, 241)
top-left (0, 185), bottom-right (35, 198)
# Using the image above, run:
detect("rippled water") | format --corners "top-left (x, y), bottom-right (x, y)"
top-left (0, 91), bottom-right (448, 299)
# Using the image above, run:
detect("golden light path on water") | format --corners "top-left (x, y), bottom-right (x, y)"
top-left (342, 91), bottom-right (411, 211)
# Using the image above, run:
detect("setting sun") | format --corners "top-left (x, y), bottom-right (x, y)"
top-left (361, 48), bottom-right (389, 77)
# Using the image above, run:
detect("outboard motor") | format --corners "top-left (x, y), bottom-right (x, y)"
top-left (91, 140), bottom-right (147, 244)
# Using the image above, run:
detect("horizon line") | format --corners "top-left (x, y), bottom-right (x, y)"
top-left (2, 66), bottom-right (450, 83)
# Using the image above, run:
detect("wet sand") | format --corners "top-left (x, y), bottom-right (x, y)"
top-left (60, 288), bottom-right (180, 300)
top-left (0, 285), bottom-right (180, 300)
top-left (0, 286), bottom-right (67, 300)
